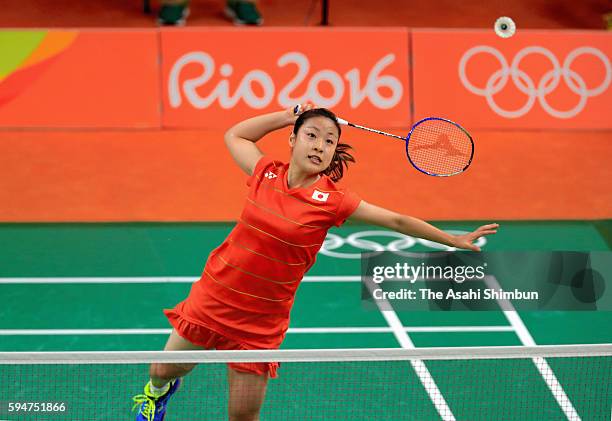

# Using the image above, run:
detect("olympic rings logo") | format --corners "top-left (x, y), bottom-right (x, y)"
top-left (319, 230), bottom-right (487, 259)
top-left (458, 46), bottom-right (611, 119)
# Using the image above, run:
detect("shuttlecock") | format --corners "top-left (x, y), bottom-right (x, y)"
top-left (494, 16), bottom-right (516, 38)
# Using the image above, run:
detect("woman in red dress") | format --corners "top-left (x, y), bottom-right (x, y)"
top-left (132, 103), bottom-right (498, 421)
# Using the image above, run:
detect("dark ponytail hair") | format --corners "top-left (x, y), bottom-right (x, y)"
top-left (293, 108), bottom-right (356, 182)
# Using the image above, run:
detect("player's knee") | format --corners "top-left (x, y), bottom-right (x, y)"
top-left (228, 396), bottom-right (263, 421)
top-left (228, 407), bottom-right (260, 421)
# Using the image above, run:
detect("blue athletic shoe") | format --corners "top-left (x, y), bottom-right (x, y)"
top-left (132, 378), bottom-right (181, 421)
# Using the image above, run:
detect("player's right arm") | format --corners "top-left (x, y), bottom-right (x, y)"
top-left (224, 103), bottom-right (314, 176)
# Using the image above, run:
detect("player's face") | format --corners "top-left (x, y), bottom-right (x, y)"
top-left (291, 116), bottom-right (340, 174)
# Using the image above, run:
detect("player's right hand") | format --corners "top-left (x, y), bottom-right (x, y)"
top-left (287, 101), bottom-right (315, 123)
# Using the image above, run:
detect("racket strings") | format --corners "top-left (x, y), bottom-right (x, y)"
top-left (407, 120), bottom-right (473, 176)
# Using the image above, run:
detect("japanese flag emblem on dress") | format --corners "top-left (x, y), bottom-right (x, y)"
top-left (312, 190), bottom-right (329, 202)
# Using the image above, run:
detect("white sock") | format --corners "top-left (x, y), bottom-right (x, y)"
top-left (148, 380), bottom-right (170, 398)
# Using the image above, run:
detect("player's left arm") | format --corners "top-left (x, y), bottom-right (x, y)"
top-left (349, 200), bottom-right (499, 251)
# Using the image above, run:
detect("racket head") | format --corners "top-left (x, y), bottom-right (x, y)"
top-left (405, 117), bottom-right (474, 177)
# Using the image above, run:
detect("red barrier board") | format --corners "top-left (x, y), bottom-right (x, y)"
top-left (160, 28), bottom-right (411, 128)
top-left (1, 129), bottom-right (610, 221)
top-left (412, 30), bottom-right (612, 129)
top-left (0, 30), bottom-right (160, 128)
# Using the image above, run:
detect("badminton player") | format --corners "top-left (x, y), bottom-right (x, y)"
top-left (132, 104), bottom-right (499, 421)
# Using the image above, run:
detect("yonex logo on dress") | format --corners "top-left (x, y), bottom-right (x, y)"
top-left (264, 171), bottom-right (277, 179)
top-left (312, 190), bottom-right (329, 202)
top-left (458, 46), bottom-right (611, 119)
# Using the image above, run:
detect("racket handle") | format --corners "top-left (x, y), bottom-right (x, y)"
top-left (336, 117), bottom-right (349, 126)
top-left (293, 104), bottom-right (301, 115)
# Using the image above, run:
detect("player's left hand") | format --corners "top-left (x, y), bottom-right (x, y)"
top-left (452, 223), bottom-right (499, 251)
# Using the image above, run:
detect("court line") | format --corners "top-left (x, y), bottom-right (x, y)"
top-left (485, 275), bottom-right (581, 421)
top-left (3, 275), bottom-right (577, 418)
top-left (3, 276), bottom-right (579, 418)
top-left (0, 276), bottom-right (360, 284)
top-left (363, 277), bottom-right (456, 420)
top-left (0, 326), bottom-right (515, 336)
